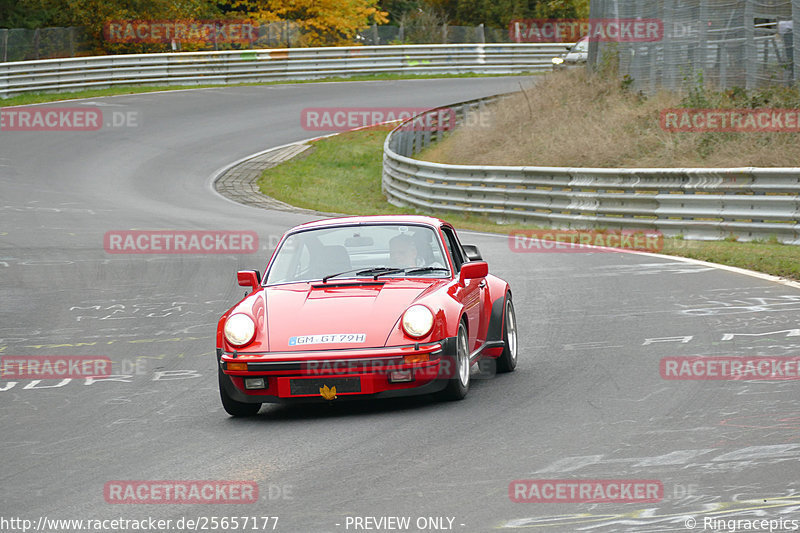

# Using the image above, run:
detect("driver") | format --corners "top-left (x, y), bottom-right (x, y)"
top-left (389, 234), bottom-right (420, 268)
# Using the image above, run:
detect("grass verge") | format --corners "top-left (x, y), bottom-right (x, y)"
top-left (420, 69), bottom-right (800, 168)
top-left (257, 127), bottom-right (800, 282)
top-left (0, 72), bottom-right (531, 107)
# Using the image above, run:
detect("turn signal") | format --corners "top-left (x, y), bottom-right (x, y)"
top-left (404, 354), bottom-right (430, 364)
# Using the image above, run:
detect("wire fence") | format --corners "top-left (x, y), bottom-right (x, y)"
top-left (0, 27), bottom-right (94, 62)
top-left (357, 24), bottom-right (512, 45)
top-left (589, 0), bottom-right (800, 92)
top-left (0, 23), bottom-right (516, 63)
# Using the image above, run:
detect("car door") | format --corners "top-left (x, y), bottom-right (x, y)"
top-left (440, 226), bottom-right (485, 351)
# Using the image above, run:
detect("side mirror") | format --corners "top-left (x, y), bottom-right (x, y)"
top-left (237, 270), bottom-right (261, 292)
top-left (462, 244), bottom-right (483, 261)
top-left (459, 261), bottom-right (488, 285)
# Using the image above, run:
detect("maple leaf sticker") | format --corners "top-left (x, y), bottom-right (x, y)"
top-left (320, 384), bottom-right (337, 400)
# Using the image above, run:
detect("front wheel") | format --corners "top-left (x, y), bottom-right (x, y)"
top-left (496, 297), bottom-right (517, 373)
top-left (219, 371), bottom-right (261, 417)
top-left (438, 321), bottom-right (470, 401)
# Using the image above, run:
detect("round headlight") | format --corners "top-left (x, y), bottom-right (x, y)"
top-left (402, 305), bottom-right (434, 338)
top-left (552, 57), bottom-right (564, 65)
top-left (224, 313), bottom-right (256, 347)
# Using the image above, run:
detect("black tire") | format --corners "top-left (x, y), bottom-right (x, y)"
top-left (219, 371), bottom-right (261, 417)
top-left (496, 297), bottom-right (518, 373)
top-left (438, 321), bottom-right (470, 401)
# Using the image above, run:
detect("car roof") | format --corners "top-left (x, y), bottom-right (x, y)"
top-left (290, 215), bottom-right (449, 231)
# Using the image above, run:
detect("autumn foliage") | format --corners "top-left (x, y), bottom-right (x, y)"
top-left (12, 0), bottom-right (387, 53)
top-left (6, 0), bottom-right (588, 54)
top-left (228, 0), bottom-right (388, 46)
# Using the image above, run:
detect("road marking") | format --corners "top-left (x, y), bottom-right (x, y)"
top-left (534, 444), bottom-right (800, 474)
top-left (460, 229), bottom-right (800, 291)
top-left (501, 495), bottom-right (800, 529)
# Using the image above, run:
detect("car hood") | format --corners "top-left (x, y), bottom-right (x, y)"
top-left (264, 279), bottom-right (444, 351)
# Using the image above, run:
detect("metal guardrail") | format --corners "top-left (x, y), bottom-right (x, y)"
top-left (0, 43), bottom-right (570, 98)
top-left (383, 99), bottom-right (800, 244)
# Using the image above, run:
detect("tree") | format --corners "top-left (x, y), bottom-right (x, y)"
top-left (449, 0), bottom-right (589, 28)
top-left (16, 0), bottom-right (221, 53)
top-left (378, 0), bottom-right (426, 25)
top-left (222, 0), bottom-right (388, 46)
top-left (0, 0), bottom-right (53, 28)
top-left (398, 4), bottom-right (448, 43)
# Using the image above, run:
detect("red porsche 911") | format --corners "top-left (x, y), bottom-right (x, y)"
top-left (216, 215), bottom-right (517, 416)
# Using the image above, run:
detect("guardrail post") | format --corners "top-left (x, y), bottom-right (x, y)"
top-left (792, 0), bottom-right (800, 84)
top-left (0, 64), bottom-right (7, 98)
top-left (422, 117), bottom-right (432, 148)
top-left (745, 0), bottom-right (756, 89)
top-left (587, 0), bottom-right (603, 71)
top-left (697, 0), bottom-right (709, 78)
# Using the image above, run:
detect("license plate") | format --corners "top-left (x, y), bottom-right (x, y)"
top-left (289, 377), bottom-right (361, 396)
top-left (289, 333), bottom-right (366, 346)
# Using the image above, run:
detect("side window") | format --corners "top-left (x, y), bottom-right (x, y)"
top-left (440, 227), bottom-right (465, 271)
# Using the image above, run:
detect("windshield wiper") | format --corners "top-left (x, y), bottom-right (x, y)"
top-left (322, 267), bottom-right (402, 283)
top-left (321, 268), bottom-right (367, 283)
top-left (405, 267), bottom-right (450, 275)
top-left (371, 268), bottom-right (407, 279)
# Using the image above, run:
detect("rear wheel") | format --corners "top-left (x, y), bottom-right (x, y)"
top-left (439, 321), bottom-right (470, 401)
top-left (219, 371), bottom-right (261, 417)
top-left (496, 297), bottom-right (517, 373)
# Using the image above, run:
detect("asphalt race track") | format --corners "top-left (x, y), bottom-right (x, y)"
top-left (2, 77), bottom-right (799, 533)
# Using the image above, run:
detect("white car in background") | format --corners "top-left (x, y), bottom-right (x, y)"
top-left (552, 36), bottom-right (589, 69)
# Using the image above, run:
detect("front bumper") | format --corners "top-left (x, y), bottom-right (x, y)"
top-left (217, 339), bottom-right (457, 404)
top-left (552, 60), bottom-right (586, 71)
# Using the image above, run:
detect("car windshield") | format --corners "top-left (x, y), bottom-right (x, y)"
top-left (264, 224), bottom-right (450, 285)
top-left (573, 37), bottom-right (589, 52)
